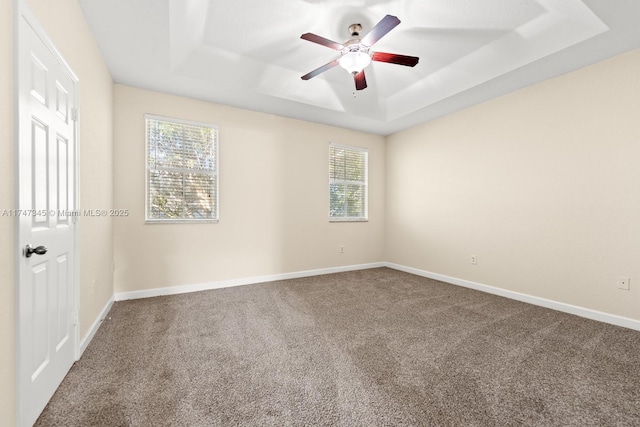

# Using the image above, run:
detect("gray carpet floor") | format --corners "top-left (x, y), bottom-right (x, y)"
top-left (36, 268), bottom-right (640, 426)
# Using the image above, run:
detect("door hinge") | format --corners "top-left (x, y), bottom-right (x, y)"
top-left (71, 107), bottom-right (78, 122)
top-left (73, 311), bottom-right (78, 326)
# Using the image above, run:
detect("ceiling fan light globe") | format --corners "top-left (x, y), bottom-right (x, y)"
top-left (339, 51), bottom-right (371, 74)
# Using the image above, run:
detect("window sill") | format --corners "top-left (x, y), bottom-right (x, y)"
top-left (329, 218), bottom-right (368, 223)
top-left (145, 219), bottom-right (219, 224)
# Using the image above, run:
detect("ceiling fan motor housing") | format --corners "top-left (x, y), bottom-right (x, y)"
top-left (348, 23), bottom-right (362, 37)
top-left (344, 23), bottom-right (369, 50)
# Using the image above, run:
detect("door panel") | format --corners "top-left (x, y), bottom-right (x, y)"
top-left (55, 254), bottom-right (70, 351)
top-left (31, 262), bottom-right (49, 379)
top-left (31, 119), bottom-right (48, 222)
top-left (30, 55), bottom-right (48, 105)
top-left (57, 136), bottom-right (69, 221)
top-left (55, 82), bottom-right (68, 122)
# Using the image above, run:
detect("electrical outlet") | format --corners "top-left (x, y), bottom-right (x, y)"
top-left (471, 255), bottom-right (477, 265)
top-left (617, 277), bottom-right (630, 290)
top-left (340, 245), bottom-right (344, 253)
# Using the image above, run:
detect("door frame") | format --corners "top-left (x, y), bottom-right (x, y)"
top-left (14, 1), bottom-right (80, 425)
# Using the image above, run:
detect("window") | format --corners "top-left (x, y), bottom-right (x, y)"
top-left (329, 143), bottom-right (368, 221)
top-left (145, 115), bottom-right (218, 222)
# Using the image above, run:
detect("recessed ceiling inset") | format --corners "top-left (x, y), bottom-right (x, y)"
top-left (78, 0), bottom-right (640, 134)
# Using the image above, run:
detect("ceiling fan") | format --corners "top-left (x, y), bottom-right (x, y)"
top-left (300, 14), bottom-right (419, 91)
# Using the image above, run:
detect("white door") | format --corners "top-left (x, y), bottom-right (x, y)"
top-left (17, 8), bottom-right (78, 427)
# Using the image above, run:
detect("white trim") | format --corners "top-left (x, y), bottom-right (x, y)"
top-left (115, 262), bottom-right (385, 301)
top-left (15, 3), bottom-right (81, 426)
top-left (13, 3), bottom-right (21, 426)
top-left (114, 260), bottom-right (640, 332)
top-left (385, 262), bottom-right (640, 332)
top-left (145, 219), bottom-right (220, 225)
top-left (79, 295), bottom-right (114, 356)
top-left (18, 2), bottom-right (78, 80)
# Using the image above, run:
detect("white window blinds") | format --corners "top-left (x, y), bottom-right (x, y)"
top-left (146, 115), bottom-right (218, 222)
top-left (329, 143), bottom-right (368, 221)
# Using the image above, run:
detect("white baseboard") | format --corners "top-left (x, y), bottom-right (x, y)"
top-left (107, 260), bottom-right (639, 332)
top-left (114, 262), bottom-right (386, 301)
top-left (79, 295), bottom-right (114, 357)
top-left (385, 262), bottom-right (640, 332)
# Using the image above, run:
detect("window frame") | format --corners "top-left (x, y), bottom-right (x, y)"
top-left (329, 142), bottom-right (369, 222)
top-left (144, 114), bottom-right (219, 224)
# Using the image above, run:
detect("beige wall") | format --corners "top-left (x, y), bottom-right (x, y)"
top-left (1, 0), bottom-right (114, 423)
top-left (113, 85), bottom-right (385, 293)
top-left (0, 0), bottom-right (15, 424)
top-left (386, 49), bottom-right (640, 321)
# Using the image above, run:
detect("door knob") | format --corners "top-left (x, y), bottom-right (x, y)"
top-left (25, 244), bottom-right (47, 258)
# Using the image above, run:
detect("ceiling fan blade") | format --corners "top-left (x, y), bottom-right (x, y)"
top-left (354, 70), bottom-right (367, 91)
top-left (300, 33), bottom-right (345, 50)
top-left (361, 15), bottom-right (401, 47)
top-left (301, 59), bottom-right (340, 80)
top-left (372, 52), bottom-right (419, 67)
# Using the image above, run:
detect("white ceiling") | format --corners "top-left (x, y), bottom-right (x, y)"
top-left (78, 0), bottom-right (640, 135)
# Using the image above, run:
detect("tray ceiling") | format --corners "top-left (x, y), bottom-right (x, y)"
top-left (78, 0), bottom-right (640, 135)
